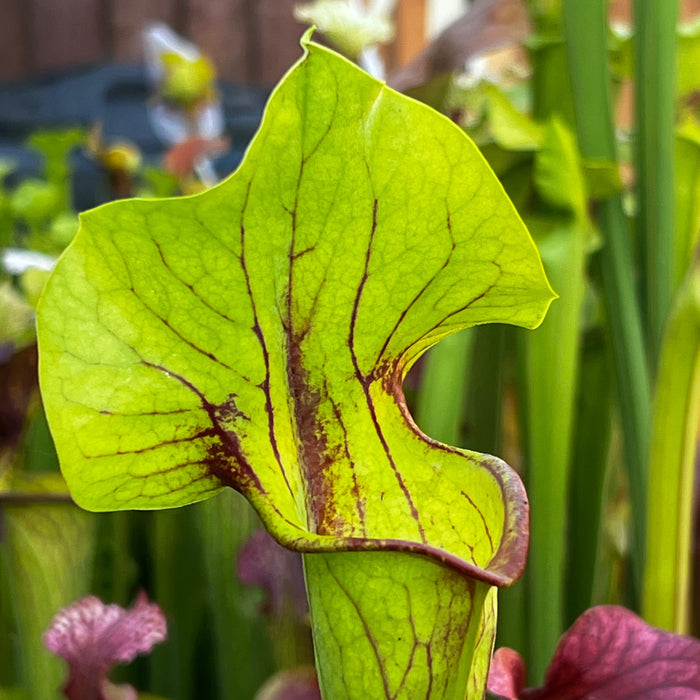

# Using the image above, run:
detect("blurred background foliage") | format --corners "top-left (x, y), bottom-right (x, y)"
top-left (2, 0), bottom-right (700, 697)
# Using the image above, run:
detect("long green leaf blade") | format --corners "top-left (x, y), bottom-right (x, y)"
top-left (562, 0), bottom-right (652, 597)
top-left (643, 248), bottom-right (700, 632)
top-left (635, 0), bottom-right (679, 364)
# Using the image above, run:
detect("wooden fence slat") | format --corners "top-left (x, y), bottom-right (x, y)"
top-left (0, 0), bottom-right (28, 81)
top-left (684, 0), bottom-right (700, 20)
top-left (610, 0), bottom-right (700, 22)
top-left (6, 0), bottom-right (700, 90)
top-left (185, 0), bottom-right (250, 83)
top-left (392, 0), bottom-right (427, 70)
top-left (111, 0), bottom-right (179, 63)
top-left (29, 0), bottom-right (105, 74)
top-left (256, 0), bottom-right (307, 85)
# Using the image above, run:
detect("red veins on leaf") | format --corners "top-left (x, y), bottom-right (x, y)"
top-left (488, 605), bottom-right (700, 699)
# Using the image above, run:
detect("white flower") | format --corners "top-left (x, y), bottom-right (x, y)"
top-left (142, 23), bottom-right (225, 148)
top-left (294, 0), bottom-right (396, 63)
top-left (2, 248), bottom-right (56, 274)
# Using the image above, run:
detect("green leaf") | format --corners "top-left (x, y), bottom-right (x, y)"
top-left (198, 491), bottom-right (275, 698)
top-left (0, 474), bottom-right (95, 700)
top-left (635, 0), bottom-right (679, 368)
top-left (414, 329), bottom-right (474, 447)
top-left (304, 551), bottom-right (497, 699)
top-left (0, 688), bottom-right (26, 700)
top-left (675, 113), bottom-right (700, 286)
top-left (566, 331), bottom-right (612, 625)
top-left (563, 0), bottom-right (652, 600)
top-left (0, 158), bottom-right (16, 183)
top-left (533, 117), bottom-right (585, 216)
top-left (10, 180), bottom-right (61, 231)
top-left (149, 505), bottom-right (207, 697)
top-left (677, 18), bottom-right (700, 97)
top-left (517, 213), bottom-right (586, 682)
top-left (49, 211), bottom-right (80, 250)
top-left (643, 244), bottom-right (700, 633)
top-left (38, 38), bottom-right (554, 698)
top-left (0, 281), bottom-right (35, 345)
top-left (27, 128), bottom-right (85, 211)
top-left (484, 86), bottom-right (543, 152)
top-left (581, 159), bottom-right (622, 202)
top-left (518, 119), bottom-right (588, 682)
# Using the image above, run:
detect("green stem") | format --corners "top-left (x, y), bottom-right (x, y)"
top-left (462, 325), bottom-right (508, 456)
top-left (415, 329), bottom-right (474, 446)
top-left (635, 0), bottom-right (679, 366)
top-left (150, 506), bottom-right (205, 697)
top-left (1, 500), bottom-right (95, 700)
top-left (562, 0), bottom-right (652, 599)
top-left (674, 119), bottom-right (700, 287)
top-left (198, 490), bottom-right (276, 697)
top-left (566, 331), bottom-right (613, 624)
top-left (643, 248), bottom-right (700, 633)
top-left (518, 214), bottom-right (586, 683)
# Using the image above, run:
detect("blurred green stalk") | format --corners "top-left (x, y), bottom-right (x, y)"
top-left (635, 0), bottom-right (679, 365)
top-left (518, 213), bottom-right (586, 683)
top-left (462, 326), bottom-right (508, 456)
top-left (643, 247), bottom-right (700, 633)
top-left (562, 0), bottom-right (652, 598)
top-left (150, 506), bottom-right (206, 697)
top-left (566, 331), bottom-right (613, 624)
top-left (414, 329), bottom-right (474, 446)
top-left (198, 490), bottom-right (275, 698)
top-left (1, 496), bottom-right (95, 700)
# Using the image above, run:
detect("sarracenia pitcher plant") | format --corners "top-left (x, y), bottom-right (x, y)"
top-left (37, 35), bottom-right (554, 699)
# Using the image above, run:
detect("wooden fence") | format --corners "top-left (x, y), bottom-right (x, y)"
top-left (0, 0), bottom-right (429, 86)
top-left (1, 0), bottom-right (699, 87)
top-left (0, 0), bottom-right (304, 85)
